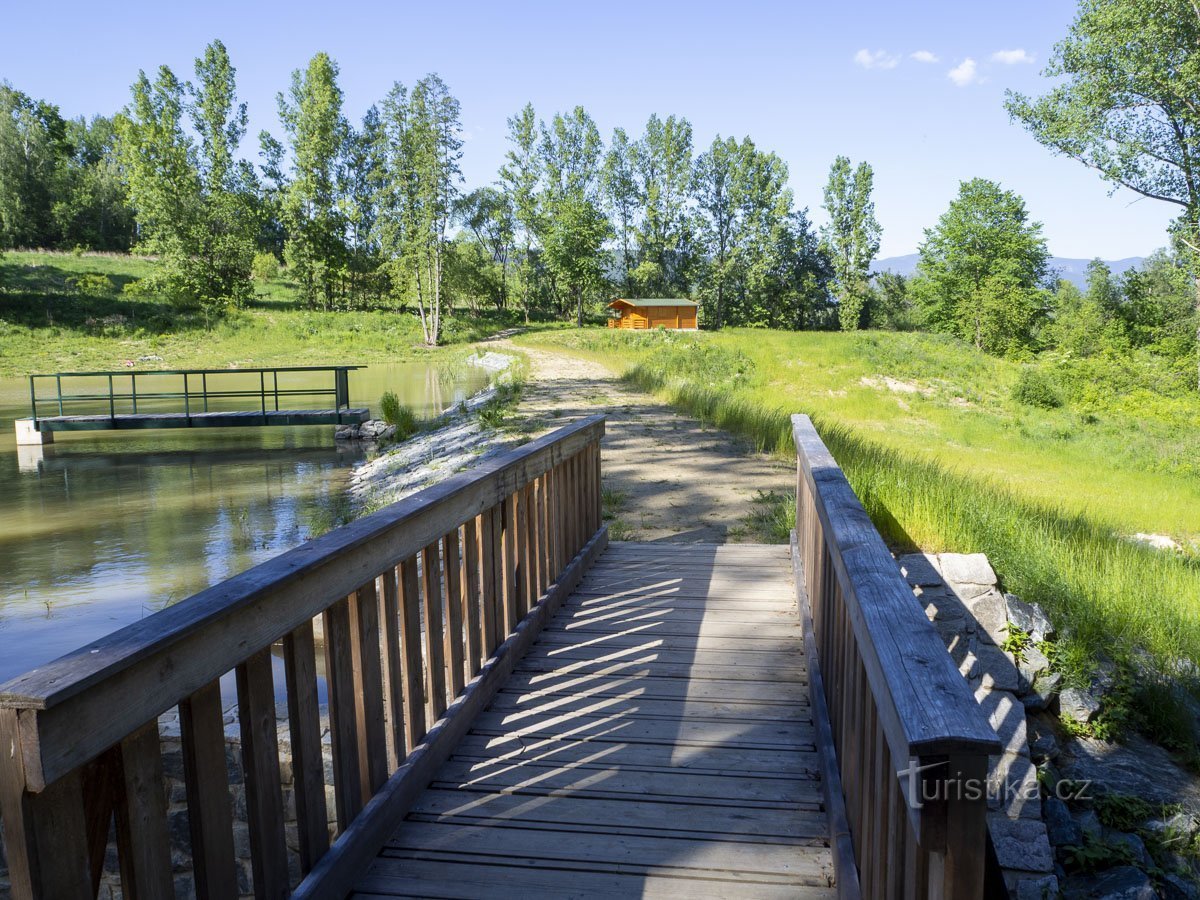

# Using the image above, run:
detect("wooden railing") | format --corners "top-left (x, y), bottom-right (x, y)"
top-left (790, 414), bottom-right (1001, 899)
top-left (0, 415), bottom-right (606, 899)
top-left (27, 365), bottom-right (363, 425)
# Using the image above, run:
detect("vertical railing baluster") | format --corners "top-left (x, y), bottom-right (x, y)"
top-left (442, 531), bottom-right (466, 697)
top-left (463, 517), bottom-right (483, 675)
top-left (421, 543), bottom-right (448, 724)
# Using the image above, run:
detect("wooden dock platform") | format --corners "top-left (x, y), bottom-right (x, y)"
top-left (31, 407), bottom-right (369, 433)
top-left (353, 542), bottom-right (836, 898)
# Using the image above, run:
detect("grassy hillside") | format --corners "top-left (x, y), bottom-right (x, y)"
top-left (0, 251), bottom-right (513, 375)
top-left (522, 327), bottom-right (1200, 752)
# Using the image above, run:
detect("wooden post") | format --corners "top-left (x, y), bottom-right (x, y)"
top-left (0, 709), bottom-right (92, 899)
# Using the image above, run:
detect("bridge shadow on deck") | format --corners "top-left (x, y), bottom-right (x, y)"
top-left (352, 542), bottom-right (836, 898)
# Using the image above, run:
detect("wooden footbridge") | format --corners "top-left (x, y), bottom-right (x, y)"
top-left (14, 366), bottom-right (368, 445)
top-left (0, 414), bottom-right (1000, 899)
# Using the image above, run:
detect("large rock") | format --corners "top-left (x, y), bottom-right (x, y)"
top-left (988, 814), bottom-right (1054, 873)
top-left (1061, 866), bottom-right (1158, 900)
top-left (1060, 687), bottom-right (1102, 725)
top-left (1044, 796), bottom-right (1083, 847)
top-left (1059, 735), bottom-right (1200, 815)
top-left (1005, 594), bottom-right (1056, 642)
top-left (940, 553), bottom-right (998, 587)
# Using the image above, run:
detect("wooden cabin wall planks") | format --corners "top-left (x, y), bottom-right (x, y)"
top-left (790, 414), bottom-right (999, 899)
top-left (0, 415), bottom-right (607, 899)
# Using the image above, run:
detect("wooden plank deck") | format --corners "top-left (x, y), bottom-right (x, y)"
top-left (353, 542), bottom-right (836, 899)
top-left (33, 407), bottom-right (370, 432)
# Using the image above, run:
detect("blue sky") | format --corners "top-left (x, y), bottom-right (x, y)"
top-left (4, 0), bottom-right (1175, 259)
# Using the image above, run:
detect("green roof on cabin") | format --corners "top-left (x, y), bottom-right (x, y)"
top-left (609, 298), bottom-right (698, 308)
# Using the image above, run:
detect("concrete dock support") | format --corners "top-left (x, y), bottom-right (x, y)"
top-left (14, 418), bottom-right (52, 446)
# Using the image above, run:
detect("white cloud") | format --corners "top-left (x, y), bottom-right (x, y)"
top-left (910, 50), bottom-right (939, 64)
top-left (854, 49), bottom-right (900, 70)
top-left (992, 48), bottom-right (1035, 65)
top-left (948, 58), bottom-right (979, 87)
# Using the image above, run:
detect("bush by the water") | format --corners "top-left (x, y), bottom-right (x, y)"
top-left (1012, 367), bottom-right (1063, 409)
top-left (379, 391), bottom-right (418, 439)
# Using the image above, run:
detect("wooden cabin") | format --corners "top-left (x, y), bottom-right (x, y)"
top-left (607, 298), bottom-right (698, 330)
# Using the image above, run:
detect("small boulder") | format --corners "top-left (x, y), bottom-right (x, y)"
top-left (898, 553), bottom-right (942, 587)
top-left (975, 644), bottom-right (1022, 692)
top-left (976, 687), bottom-right (1029, 757)
top-left (1061, 865), bottom-right (1157, 900)
top-left (1019, 644), bottom-right (1052, 684)
top-left (1016, 874), bottom-right (1061, 900)
top-left (1005, 594), bottom-right (1056, 642)
top-left (988, 814), bottom-right (1054, 872)
top-left (967, 590), bottom-right (1009, 645)
top-left (1044, 796), bottom-right (1083, 847)
top-left (1060, 686), bottom-right (1102, 725)
top-left (1162, 874), bottom-right (1200, 900)
top-left (1027, 715), bottom-right (1061, 763)
top-left (1072, 807), bottom-right (1103, 841)
top-left (1102, 828), bottom-right (1152, 868)
top-left (940, 553), bottom-right (998, 587)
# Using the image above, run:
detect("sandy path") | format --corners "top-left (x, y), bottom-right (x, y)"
top-left (497, 341), bottom-right (792, 543)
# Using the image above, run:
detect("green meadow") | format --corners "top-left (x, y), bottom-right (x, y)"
top-left (0, 251), bottom-right (514, 376)
top-left (521, 327), bottom-right (1200, 752)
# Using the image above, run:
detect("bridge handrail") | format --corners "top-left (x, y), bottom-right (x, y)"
top-left (791, 414), bottom-right (1000, 898)
top-left (27, 365), bottom-right (364, 423)
top-left (0, 414), bottom-right (606, 898)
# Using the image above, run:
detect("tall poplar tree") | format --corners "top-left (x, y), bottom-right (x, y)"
top-left (277, 52), bottom-right (348, 309)
top-left (632, 114), bottom-right (695, 294)
top-left (602, 127), bottom-right (639, 294)
top-left (539, 107), bottom-right (610, 325)
top-left (820, 156), bottom-right (881, 331)
top-left (499, 103), bottom-right (544, 319)
top-left (189, 39), bottom-right (257, 306)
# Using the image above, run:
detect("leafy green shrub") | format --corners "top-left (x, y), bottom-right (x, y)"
top-left (252, 252), bottom-right (280, 283)
top-left (379, 391), bottom-right (419, 439)
top-left (1012, 368), bottom-right (1063, 409)
top-left (70, 273), bottom-right (114, 297)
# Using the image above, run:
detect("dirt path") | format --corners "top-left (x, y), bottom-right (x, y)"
top-left (497, 340), bottom-right (792, 543)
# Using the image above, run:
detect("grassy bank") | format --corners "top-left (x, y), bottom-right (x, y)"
top-left (520, 327), bottom-right (1200, 753)
top-left (0, 251), bottom-right (516, 375)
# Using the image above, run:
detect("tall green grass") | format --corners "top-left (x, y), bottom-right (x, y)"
top-left (521, 328), bottom-right (1200, 754)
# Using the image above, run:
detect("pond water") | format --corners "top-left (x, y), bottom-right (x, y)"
top-left (0, 361), bottom-right (490, 686)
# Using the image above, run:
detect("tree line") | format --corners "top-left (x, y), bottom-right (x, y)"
top-left (0, 0), bottom-right (1197, 384)
top-left (0, 42), bottom-right (846, 341)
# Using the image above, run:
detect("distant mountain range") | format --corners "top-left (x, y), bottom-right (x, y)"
top-left (875, 254), bottom-right (1146, 289)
